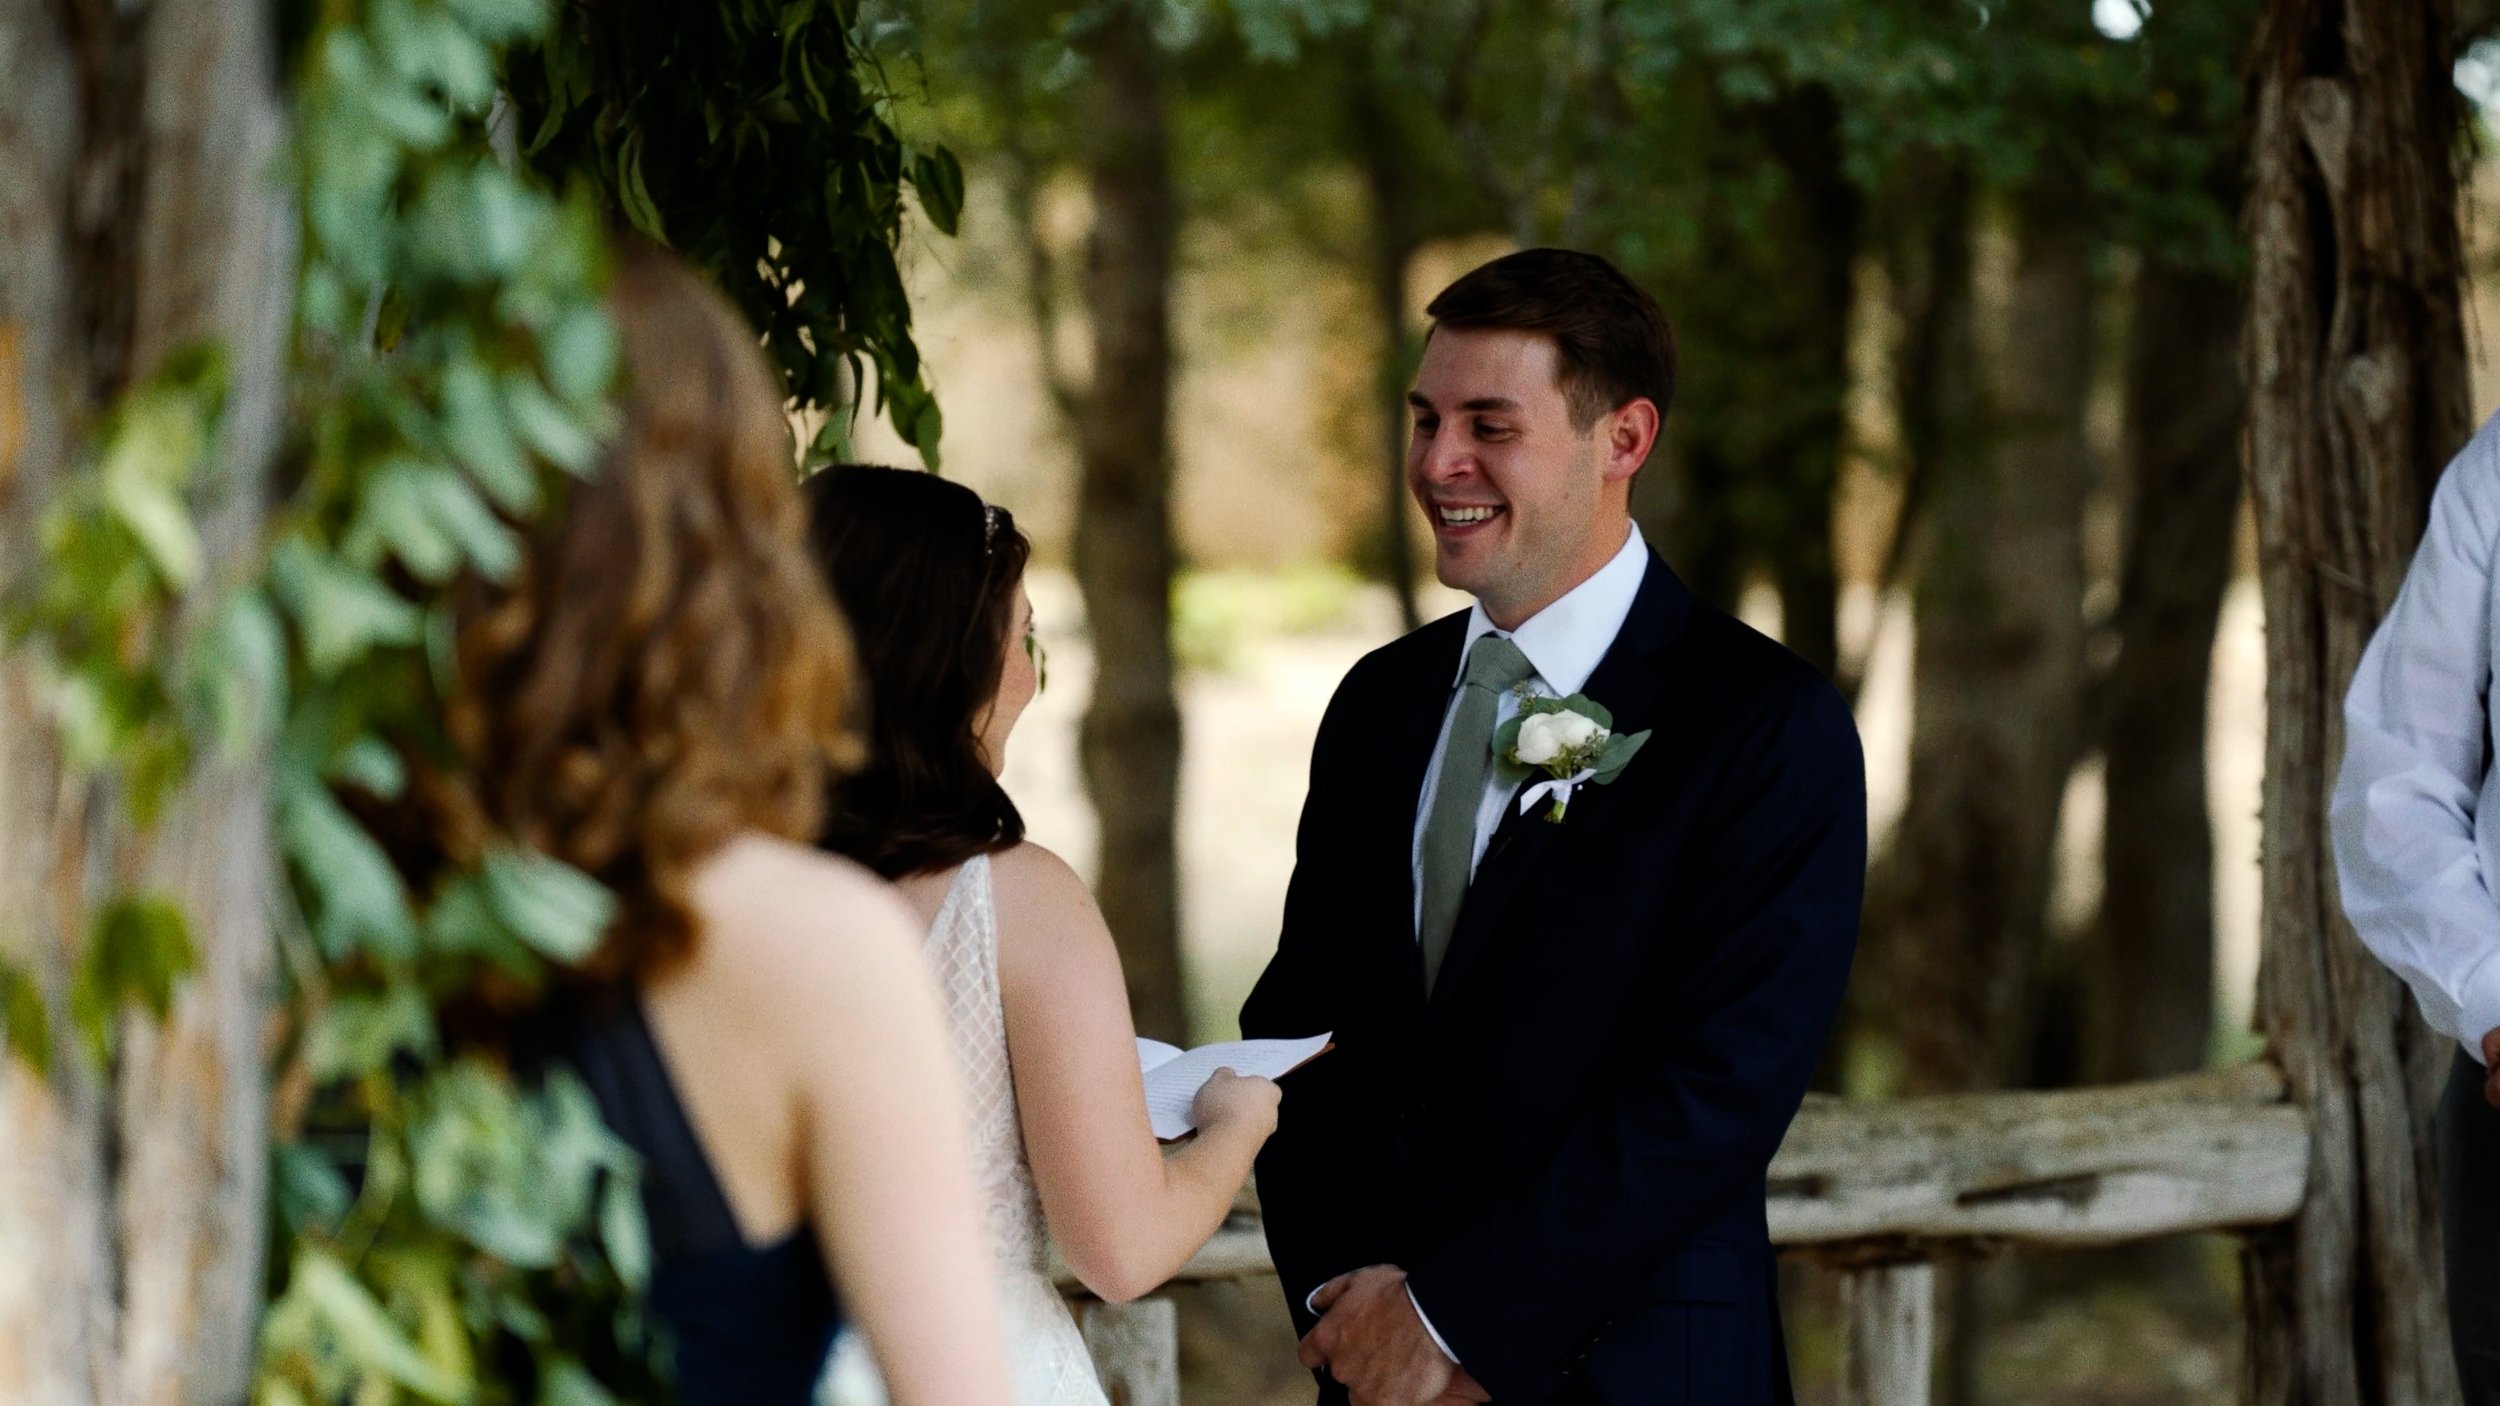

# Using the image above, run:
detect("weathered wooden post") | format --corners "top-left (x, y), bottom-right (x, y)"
top-left (2240, 0), bottom-right (2474, 1399)
top-left (1840, 1262), bottom-right (1935, 1406)
top-left (1077, 1300), bottom-right (1181, 1406)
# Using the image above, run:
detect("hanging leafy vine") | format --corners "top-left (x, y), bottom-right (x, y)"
top-left (256, 0), bottom-right (656, 1397)
top-left (504, 0), bottom-right (965, 466)
top-left (6, 0), bottom-right (956, 1400)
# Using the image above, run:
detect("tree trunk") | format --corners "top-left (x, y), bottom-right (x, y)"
top-left (0, 1), bottom-right (290, 1401)
top-left (2089, 258), bottom-right (2245, 1091)
top-left (1839, 158), bottom-right (1972, 1093)
top-left (1658, 84), bottom-right (1857, 682)
top-left (2241, 0), bottom-right (2472, 1400)
top-left (1888, 174), bottom-right (2098, 1099)
top-left (2058, 255), bottom-right (2248, 1301)
top-left (1073, 4), bottom-right (1189, 1044)
top-left (1757, 86), bottom-right (1857, 684)
top-left (1352, 68), bottom-right (1423, 635)
top-left (1885, 177), bottom-right (2100, 1406)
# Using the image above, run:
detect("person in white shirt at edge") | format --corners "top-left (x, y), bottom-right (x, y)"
top-left (2333, 409), bottom-right (2500, 1403)
top-left (804, 465), bottom-right (1283, 1405)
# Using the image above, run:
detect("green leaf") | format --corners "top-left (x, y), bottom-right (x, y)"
top-left (271, 535), bottom-right (422, 675)
top-left (598, 1165), bottom-right (651, 1293)
top-left (1551, 693), bottom-right (1614, 731)
top-left (502, 371), bottom-right (602, 475)
top-left (440, 360), bottom-right (538, 515)
top-left (273, 1142), bottom-right (355, 1235)
top-left (349, 459), bottom-right (519, 585)
top-left (0, 955), bottom-right (53, 1078)
top-left (910, 394), bottom-right (944, 471)
top-left (285, 1247), bottom-right (471, 1404)
top-left (367, 1247), bottom-right (478, 1398)
top-left (184, 588), bottom-right (288, 758)
top-left (1592, 729), bottom-right (1652, 785)
top-left (482, 847), bottom-right (614, 965)
top-left (912, 147), bottom-right (965, 236)
top-left (614, 129), bottom-right (664, 240)
top-left (99, 379), bottom-right (221, 588)
top-left (540, 1357), bottom-right (619, 1406)
top-left (331, 736), bottom-right (408, 799)
top-left (423, 870), bottom-right (540, 979)
top-left (540, 304), bottom-right (619, 408)
top-left (305, 983), bottom-right (439, 1083)
top-left (409, 1061), bottom-right (583, 1268)
top-left (69, 895), bottom-right (195, 1063)
top-left (271, 540), bottom-right (426, 676)
top-left (444, 0), bottom-right (547, 43)
top-left (279, 776), bottom-right (419, 963)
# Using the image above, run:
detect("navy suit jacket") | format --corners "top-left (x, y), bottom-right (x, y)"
top-left (1240, 548), bottom-right (1865, 1405)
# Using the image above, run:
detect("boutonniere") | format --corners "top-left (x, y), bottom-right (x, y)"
top-left (1493, 692), bottom-right (1651, 824)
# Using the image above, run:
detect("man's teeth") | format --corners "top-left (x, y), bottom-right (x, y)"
top-left (1439, 506), bottom-right (1500, 525)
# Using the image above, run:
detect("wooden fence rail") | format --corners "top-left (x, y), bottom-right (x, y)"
top-left (1060, 1061), bottom-right (2311, 1405)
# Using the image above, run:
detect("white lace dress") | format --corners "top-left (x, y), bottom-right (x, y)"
top-left (821, 855), bottom-right (1108, 1406)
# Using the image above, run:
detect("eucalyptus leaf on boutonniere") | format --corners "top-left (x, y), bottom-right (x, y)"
top-left (1492, 691), bottom-right (1651, 823)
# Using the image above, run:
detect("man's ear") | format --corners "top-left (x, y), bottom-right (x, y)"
top-left (1601, 398), bottom-right (1661, 483)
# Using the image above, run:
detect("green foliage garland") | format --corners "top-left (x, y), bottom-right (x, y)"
top-left (259, 0), bottom-right (663, 1399)
top-left (504, 0), bottom-right (966, 467)
top-left (8, 0), bottom-right (956, 1395)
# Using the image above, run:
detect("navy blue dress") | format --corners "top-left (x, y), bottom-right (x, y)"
top-left (536, 990), bottom-right (844, 1406)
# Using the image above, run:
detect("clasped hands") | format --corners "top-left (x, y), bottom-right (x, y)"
top-left (1298, 1265), bottom-right (1489, 1406)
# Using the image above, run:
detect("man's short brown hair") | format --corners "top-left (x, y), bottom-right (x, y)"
top-left (1424, 248), bottom-right (1678, 433)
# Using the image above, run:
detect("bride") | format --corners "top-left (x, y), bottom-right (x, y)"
top-left (805, 465), bottom-right (1281, 1403)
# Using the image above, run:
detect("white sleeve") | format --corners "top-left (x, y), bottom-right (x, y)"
top-left (2333, 411), bottom-right (2500, 1065)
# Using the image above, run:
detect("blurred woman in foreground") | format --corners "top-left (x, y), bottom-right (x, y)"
top-left (434, 250), bottom-right (1010, 1406)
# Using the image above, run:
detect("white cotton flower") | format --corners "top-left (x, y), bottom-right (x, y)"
top-left (1514, 712), bottom-right (1569, 766)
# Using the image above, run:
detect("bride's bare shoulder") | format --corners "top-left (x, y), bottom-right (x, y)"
top-left (986, 844), bottom-right (1121, 992)
top-left (985, 841), bottom-right (1101, 928)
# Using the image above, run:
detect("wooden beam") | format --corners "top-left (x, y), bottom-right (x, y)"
top-left (1066, 1064), bottom-right (2311, 1299)
top-left (1768, 1062), bottom-right (2307, 1255)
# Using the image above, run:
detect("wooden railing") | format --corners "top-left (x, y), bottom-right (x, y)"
top-left (1061, 1061), bottom-right (2311, 1405)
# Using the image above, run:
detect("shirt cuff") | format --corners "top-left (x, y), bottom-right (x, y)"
top-left (1405, 1284), bottom-right (1458, 1365)
top-left (2459, 954), bottom-right (2500, 1066)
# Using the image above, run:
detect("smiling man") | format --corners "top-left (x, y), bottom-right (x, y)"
top-left (1241, 249), bottom-right (1865, 1406)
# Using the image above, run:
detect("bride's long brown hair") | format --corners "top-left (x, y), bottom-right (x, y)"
top-left (804, 465), bottom-right (1029, 880)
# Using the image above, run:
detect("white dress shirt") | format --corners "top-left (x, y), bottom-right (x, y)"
top-left (2333, 409), bottom-right (2500, 1067)
top-left (1300, 523), bottom-right (1650, 1363)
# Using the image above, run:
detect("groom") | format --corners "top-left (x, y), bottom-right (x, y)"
top-left (1241, 249), bottom-right (1864, 1405)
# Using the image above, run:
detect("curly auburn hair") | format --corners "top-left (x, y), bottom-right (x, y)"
top-left (435, 246), bottom-right (857, 986)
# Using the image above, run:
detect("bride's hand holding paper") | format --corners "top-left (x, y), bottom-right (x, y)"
top-left (1134, 1033), bottom-right (1329, 1141)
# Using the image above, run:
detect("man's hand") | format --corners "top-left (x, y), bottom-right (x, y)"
top-left (2481, 1028), bottom-right (2500, 1107)
top-left (1430, 1368), bottom-right (1491, 1403)
top-left (1297, 1265), bottom-right (1456, 1406)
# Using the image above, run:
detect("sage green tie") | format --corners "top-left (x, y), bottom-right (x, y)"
top-left (1420, 634), bottom-right (1537, 992)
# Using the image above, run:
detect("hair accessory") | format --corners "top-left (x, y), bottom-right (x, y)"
top-left (983, 502), bottom-right (1002, 552)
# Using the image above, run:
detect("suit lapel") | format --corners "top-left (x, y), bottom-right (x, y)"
top-left (1427, 550), bottom-right (1693, 1012)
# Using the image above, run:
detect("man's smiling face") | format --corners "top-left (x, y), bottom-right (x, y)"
top-left (1406, 327), bottom-right (1622, 628)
